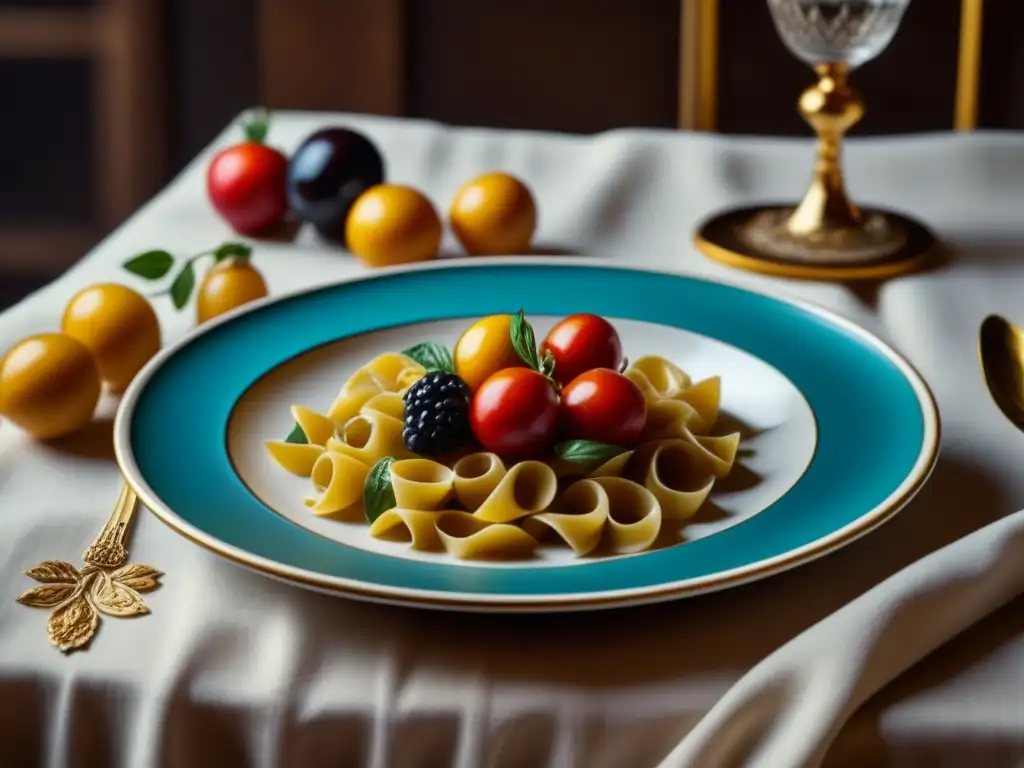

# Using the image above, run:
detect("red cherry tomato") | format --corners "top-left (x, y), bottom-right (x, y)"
top-left (470, 368), bottom-right (559, 460)
top-left (540, 314), bottom-right (623, 384)
top-left (207, 117), bottom-right (288, 236)
top-left (561, 369), bottom-right (647, 446)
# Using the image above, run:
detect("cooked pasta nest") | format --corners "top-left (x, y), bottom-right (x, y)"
top-left (265, 352), bottom-right (740, 560)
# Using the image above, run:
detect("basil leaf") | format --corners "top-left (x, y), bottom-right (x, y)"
top-left (555, 440), bottom-right (627, 464)
top-left (510, 309), bottom-right (541, 370)
top-left (402, 341), bottom-right (454, 373)
top-left (284, 423), bottom-right (307, 444)
top-left (214, 242), bottom-right (252, 262)
top-left (363, 457), bottom-right (397, 523)
top-left (169, 262), bottom-right (196, 310)
top-left (123, 250), bottom-right (174, 279)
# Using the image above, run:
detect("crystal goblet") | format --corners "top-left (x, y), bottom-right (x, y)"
top-left (696, 0), bottom-right (933, 279)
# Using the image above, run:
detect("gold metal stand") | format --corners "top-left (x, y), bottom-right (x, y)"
top-left (695, 62), bottom-right (935, 282)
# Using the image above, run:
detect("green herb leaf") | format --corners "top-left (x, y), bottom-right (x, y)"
top-left (363, 457), bottom-right (397, 523)
top-left (510, 309), bottom-right (541, 370)
top-left (214, 242), bottom-right (253, 262)
top-left (555, 440), bottom-right (628, 464)
top-left (169, 262), bottom-right (196, 310)
top-left (402, 341), bottom-right (455, 373)
top-left (123, 250), bottom-right (174, 280)
top-left (243, 108), bottom-right (270, 144)
top-left (284, 423), bottom-right (307, 444)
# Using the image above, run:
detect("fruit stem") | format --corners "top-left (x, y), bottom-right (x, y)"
top-left (243, 108), bottom-right (270, 144)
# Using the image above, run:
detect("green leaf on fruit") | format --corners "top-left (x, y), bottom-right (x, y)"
top-left (169, 262), bottom-right (196, 310)
top-left (363, 457), bottom-right (397, 523)
top-left (510, 309), bottom-right (541, 371)
top-left (243, 108), bottom-right (270, 144)
top-left (214, 242), bottom-right (252, 262)
top-left (284, 423), bottom-right (307, 444)
top-left (402, 342), bottom-right (455, 373)
top-left (555, 440), bottom-right (628, 464)
top-left (123, 250), bottom-right (174, 280)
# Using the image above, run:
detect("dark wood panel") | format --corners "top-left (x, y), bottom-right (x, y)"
top-left (165, 0), bottom-right (258, 169)
top-left (717, 0), bottom-right (961, 135)
top-left (257, 0), bottom-right (405, 116)
top-left (408, 0), bottom-right (680, 133)
top-left (978, 2), bottom-right (1024, 130)
top-left (0, 58), bottom-right (93, 223)
top-left (0, 0), bottom-right (94, 7)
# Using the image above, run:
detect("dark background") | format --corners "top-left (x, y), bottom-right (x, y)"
top-left (1, 0), bottom-right (1021, 308)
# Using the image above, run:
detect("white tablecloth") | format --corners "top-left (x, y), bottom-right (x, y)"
top-left (1, 112), bottom-right (1022, 767)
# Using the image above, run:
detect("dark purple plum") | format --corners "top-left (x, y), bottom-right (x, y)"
top-left (286, 128), bottom-right (385, 240)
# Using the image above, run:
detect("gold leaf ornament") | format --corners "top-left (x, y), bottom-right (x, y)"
top-left (17, 583), bottom-right (81, 608)
top-left (16, 484), bottom-right (161, 653)
top-left (111, 563), bottom-right (162, 592)
top-left (25, 560), bottom-right (81, 584)
top-left (47, 593), bottom-right (99, 653)
top-left (89, 572), bottom-right (150, 617)
top-left (17, 557), bottom-right (161, 653)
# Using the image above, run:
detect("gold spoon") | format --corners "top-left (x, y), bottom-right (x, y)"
top-left (979, 314), bottom-right (1024, 433)
top-left (16, 482), bottom-right (162, 653)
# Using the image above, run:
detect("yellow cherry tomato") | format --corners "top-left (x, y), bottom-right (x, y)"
top-left (0, 333), bottom-right (100, 440)
top-left (196, 258), bottom-right (268, 324)
top-left (449, 172), bottom-right (537, 256)
top-left (61, 283), bottom-right (161, 393)
top-left (345, 184), bottom-right (442, 268)
top-left (454, 314), bottom-right (526, 392)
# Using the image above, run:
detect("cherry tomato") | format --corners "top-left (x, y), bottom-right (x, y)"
top-left (470, 368), bottom-right (559, 460)
top-left (561, 369), bottom-right (647, 446)
top-left (540, 314), bottom-right (623, 384)
top-left (207, 112), bottom-right (288, 236)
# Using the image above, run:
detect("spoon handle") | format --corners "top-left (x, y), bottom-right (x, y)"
top-left (82, 483), bottom-right (138, 569)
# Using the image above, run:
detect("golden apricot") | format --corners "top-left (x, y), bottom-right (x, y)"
top-left (0, 333), bottom-right (100, 439)
top-left (449, 172), bottom-right (536, 256)
top-left (62, 282), bottom-right (161, 393)
top-left (345, 184), bottom-right (442, 267)
top-left (196, 258), bottom-right (269, 324)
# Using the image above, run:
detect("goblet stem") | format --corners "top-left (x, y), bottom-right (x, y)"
top-left (787, 62), bottom-right (864, 236)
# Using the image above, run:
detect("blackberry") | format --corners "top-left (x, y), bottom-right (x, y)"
top-left (402, 371), bottom-right (473, 456)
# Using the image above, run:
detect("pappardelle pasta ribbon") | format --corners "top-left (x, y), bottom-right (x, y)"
top-left (265, 352), bottom-right (741, 560)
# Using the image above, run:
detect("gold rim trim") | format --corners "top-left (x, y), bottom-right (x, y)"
top-left (113, 257), bottom-right (942, 612)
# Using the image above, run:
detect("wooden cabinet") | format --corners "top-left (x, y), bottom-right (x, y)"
top-left (0, 0), bottom-right (165, 279)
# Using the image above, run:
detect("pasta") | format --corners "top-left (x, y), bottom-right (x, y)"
top-left (265, 349), bottom-right (742, 560)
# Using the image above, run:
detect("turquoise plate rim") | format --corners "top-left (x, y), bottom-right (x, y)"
top-left (112, 258), bottom-right (941, 612)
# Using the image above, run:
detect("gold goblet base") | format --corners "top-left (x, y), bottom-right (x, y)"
top-left (694, 205), bottom-right (936, 282)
